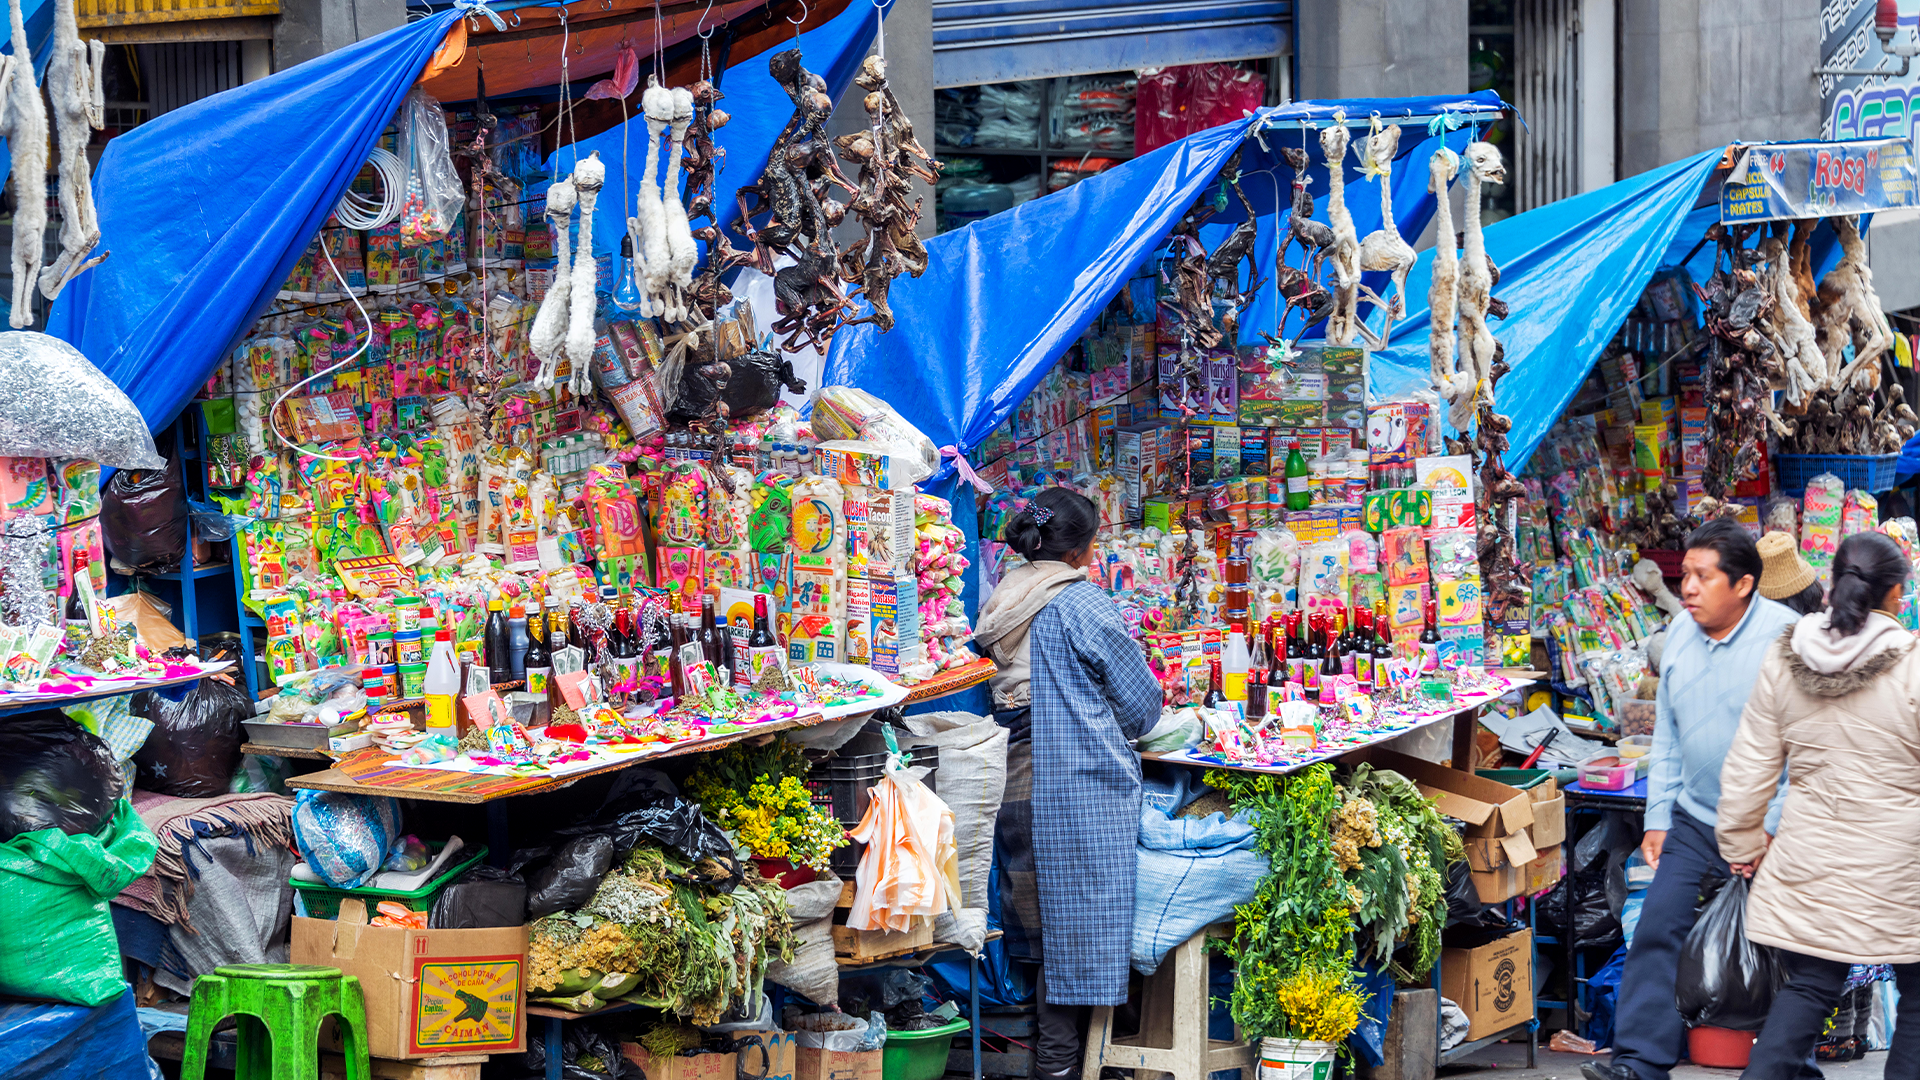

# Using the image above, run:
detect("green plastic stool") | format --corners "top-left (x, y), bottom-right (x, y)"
top-left (182, 963), bottom-right (372, 1080)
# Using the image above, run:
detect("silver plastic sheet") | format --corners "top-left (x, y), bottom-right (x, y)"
top-left (0, 332), bottom-right (165, 468)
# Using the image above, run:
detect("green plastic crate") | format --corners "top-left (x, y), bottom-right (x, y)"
top-left (289, 843), bottom-right (488, 920)
top-left (1476, 768), bottom-right (1551, 790)
top-left (881, 1018), bottom-right (970, 1080)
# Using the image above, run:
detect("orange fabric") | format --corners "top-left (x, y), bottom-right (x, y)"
top-left (419, 19), bottom-right (467, 85)
top-left (847, 759), bottom-right (960, 933)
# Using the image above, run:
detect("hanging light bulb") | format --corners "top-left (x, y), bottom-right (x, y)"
top-left (613, 233), bottom-right (645, 312)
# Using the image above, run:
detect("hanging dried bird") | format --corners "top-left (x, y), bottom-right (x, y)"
top-left (1426, 148), bottom-right (1473, 419)
top-left (630, 78), bottom-right (674, 316)
top-left (0, 0), bottom-right (48, 328)
top-left (1455, 142), bottom-right (1505, 414)
top-left (1355, 121), bottom-right (1416, 323)
top-left (37, 0), bottom-right (105, 301)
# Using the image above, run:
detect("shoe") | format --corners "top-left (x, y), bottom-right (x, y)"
top-left (1580, 1065), bottom-right (1638, 1080)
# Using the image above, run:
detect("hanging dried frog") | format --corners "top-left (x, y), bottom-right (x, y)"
top-left (1204, 151), bottom-right (1265, 341)
top-left (735, 50), bottom-right (856, 272)
top-left (682, 80), bottom-right (729, 227)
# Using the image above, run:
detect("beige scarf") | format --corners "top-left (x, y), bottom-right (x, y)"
top-left (974, 560), bottom-right (1087, 710)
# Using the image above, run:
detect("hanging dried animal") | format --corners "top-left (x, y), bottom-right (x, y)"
top-left (1426, 148), bottom-right (1473, 420)
top-left (0, 0), bottom-right (49, 328)
top-left (1165, 200), bottom-right (1220, 349)
top-left (629, 79), bottom-right (674, 319)
top-left (659, 87), bottom-right (699, 322)
top-left (768, 240), bottom-right (854, 353)
top-left (1753, 233), bottom-right (1821, 407)
top-left (1280, 147), bottom-right (1334, 280)
top-left (682, 80), bottom-right (729, 227)
top-left (1454, 142), bottom-right (1504, 417)
top-left (566, 152), bottom-right (605, 392)
top-left (833, 55), bottom-right (942, 333)
top-left (1318, 122), bottom-right (1373, 348)
top-left (1355, 122), bottom-right (1416, 323)
top-left (1818, 216), bottom-right (1895, 389)
top-left (528, 178), bottom-right (577, 388)
top-left (736, 50), bottom-right (853, 271)
top-left (1205, 152), bottom-right (1265, 341)
top-left (1696, 224), bottom-right (1777, 496)
top-left (38, 0), bottom-right (105, 301)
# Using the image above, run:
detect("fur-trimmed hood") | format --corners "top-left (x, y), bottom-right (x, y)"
top-left (1779, 612), bottom-right (1916, 698)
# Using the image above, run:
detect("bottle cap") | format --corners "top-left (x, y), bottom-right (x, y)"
top-left (1289, 439), bottom-right (1302, 449)
top-left (510, 604), bottom-right (525, 617)
top-left (435, 628), bottom-right (451, 641)
top-left (488, 598), bottom-right (503, 610)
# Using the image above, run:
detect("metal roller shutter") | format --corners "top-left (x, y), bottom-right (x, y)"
top-left (932, 0), bottom-right (1290, 87)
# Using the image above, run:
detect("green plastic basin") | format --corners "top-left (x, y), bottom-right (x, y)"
top-left (881, 1017), bottom-right (970, 1080)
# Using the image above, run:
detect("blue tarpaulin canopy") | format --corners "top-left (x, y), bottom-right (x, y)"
top-left (822, 93), bottom-right (1509, 483)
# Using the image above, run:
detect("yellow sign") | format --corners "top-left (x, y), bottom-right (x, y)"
top-left (411, 957), bottom-right (522, 1054)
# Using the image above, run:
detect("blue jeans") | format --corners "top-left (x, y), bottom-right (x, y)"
top-left (1610, 809), bottom-right (1817, 1080)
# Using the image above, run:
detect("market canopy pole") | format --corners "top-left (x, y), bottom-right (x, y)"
top-left (44, 5), bottom-right (466, 434)
top-left (822, 92), bottom-right (1505, 484)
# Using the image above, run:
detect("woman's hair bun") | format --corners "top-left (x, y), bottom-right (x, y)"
top-left (1004, 515), bottom-right (1044, 558)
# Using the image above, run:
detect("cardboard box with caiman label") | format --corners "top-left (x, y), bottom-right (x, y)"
top-left (292, 897), bottom-right (527, 1059)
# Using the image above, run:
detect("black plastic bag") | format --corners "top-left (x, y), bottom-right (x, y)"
top-left (525, 834), bottom-right (615, 918)
top-left (1676, 875), bottom-right (1781, 1031)
top-left (0, 711), bottom-right (122, 841)
top-left (102, 462), bottom-right (188, 574)
top-left (520, 1026), bottom-right (640, 1080)
top-left (131, 673), bottom-right (252, 798)
top-left (565, 768), bottom-right (742, 889)
top-left (1441, 862), bottom-right (1520, 948)
top-left (430, 864), bottom-right (527, 929)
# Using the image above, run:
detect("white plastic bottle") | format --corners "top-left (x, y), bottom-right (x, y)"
top-left (424, 627), bottom-right (460, 731)
top-left (1222, 631), bottom-right (1250, 703)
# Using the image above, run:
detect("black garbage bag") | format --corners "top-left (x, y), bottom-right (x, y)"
top-left (520, 1025), bottom-right (640, 1080)
top-left (1676, 875), bottom-right (1781, 1031)
top-left (132, 673), bottom-right (252, 798)
top-left (524, 834), bottom-right (616, 918)
top-left (0, 711), bottom-right (122, 841)
top-left (102, 462), bottom-right (188, 574)
top-left (430, 864), bottom-right (527, 929)
top-left (567, 768), bottom-right (742, 889)
top-left (1441, 861), bottom-right (1520, 948)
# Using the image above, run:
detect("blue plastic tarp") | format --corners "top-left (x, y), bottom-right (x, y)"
top-left (45, 7), bottom-right (464, 433)
top-left (546, 0), bottom-right (888, 260)
top-left (822, 93), bottom-right (1505, 482)
top-left (0, 987), bottom-right (162, 1079)
top-left (1368, 149), bottom-right (1721, 469)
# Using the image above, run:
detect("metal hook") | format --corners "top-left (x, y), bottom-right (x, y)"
top-left (695, 0), bottom-right (717, 37)
top-left (788, 0), bottom-right (808, 26)
top-left (508, 9), bottom-right (520, 26)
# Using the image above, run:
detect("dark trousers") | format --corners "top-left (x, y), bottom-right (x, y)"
top-left (1036, 965), bottom-right (1089, 1076)
top-left (1610, 809), bottom-right (1813, 1080)
top-left (1747, 953), bottom-right (1920, 1080)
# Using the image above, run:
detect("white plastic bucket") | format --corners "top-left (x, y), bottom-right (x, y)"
top-left (1257, 1037), bottom-right (1337, 1080)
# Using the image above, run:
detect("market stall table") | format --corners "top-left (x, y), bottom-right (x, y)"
top-left (0, 661), bottom-right (236, 713)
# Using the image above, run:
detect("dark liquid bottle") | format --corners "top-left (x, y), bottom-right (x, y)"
top-left (523, 608), bottom-right (552, 724)
top-left (1325, 615), bottom-right (1343, 683)
top-left (1373, 602), bottom-right (1393, 689)
top-left (1203, 658), bottom-right (1224, 708)
top-left (699, 594), bottom-right (721, 669)
top-left (650, 604), bottom-right (673, 679)
top-left (484, 599), bottom-right (511, 685)
top-left (1420, 599), bottom-right (1441, 674)
top-left (1353, 608), bottom-right (1375, 683)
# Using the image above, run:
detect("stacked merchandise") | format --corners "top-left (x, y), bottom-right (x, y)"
top-left (1049, 74), bottom-right (1135, 152)
top-left (935, 82), bottom-right (1044, 149)
top-left (208, 87), bottom-right (978, 777)
top-left (1135, 64), bottom-right (1267, 155)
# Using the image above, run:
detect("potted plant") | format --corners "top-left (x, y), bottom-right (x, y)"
top-left (686, 742), bottom-right (845, 885)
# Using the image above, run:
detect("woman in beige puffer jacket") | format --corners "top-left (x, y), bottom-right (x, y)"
top-left (1718, 531), bottom-right (1920, 1080)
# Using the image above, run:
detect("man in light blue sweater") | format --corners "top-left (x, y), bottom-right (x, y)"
top-left (1585, 520), bottom-right (1798, 1080)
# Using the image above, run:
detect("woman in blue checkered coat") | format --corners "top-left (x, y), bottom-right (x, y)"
top-left (975, 488), bottom-right (1163, 1079)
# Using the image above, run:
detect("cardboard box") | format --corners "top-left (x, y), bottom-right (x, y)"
top-left (1526, 844), bottom-right (1564, 895)
top-left (797, 1047), bottom-right (883, 1080)
top-left (621, 1046), bottom-right (734, 1080)
top-left (1528, 779), bottom-right (1566, 849)
top-left (728, 1030), bottom-right (797, 1080)
top-left (292, 899), bottom-right (527, 1059)
top-left (1440, 930), bottom-right (1534, 1043)
top-left (1346, 748), bottom-right (1538, 901)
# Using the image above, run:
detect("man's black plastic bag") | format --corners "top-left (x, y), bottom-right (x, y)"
top-left (564, 768), bottom-right (743, 889)
top-left (1675, 875), bottom-right (1781, 1030)
top-left (132, 674), bottom-right (251, 798)
top-left (524, 834), bottom-right (615, 918)
top-left (102, 462), bottom-right (188, 574)
top-left (0, 711), bottom-right (121, 841)
top-left (430, 864), bottom-right (527, 929)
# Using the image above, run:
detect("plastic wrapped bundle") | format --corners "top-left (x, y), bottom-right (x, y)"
top-left (0, 332), bottom-right (164, 468)
top-left (810, 386), bottom-right (937, 482)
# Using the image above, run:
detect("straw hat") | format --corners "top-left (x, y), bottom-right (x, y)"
top-left (1756, 531), bottom-right (1816, 600)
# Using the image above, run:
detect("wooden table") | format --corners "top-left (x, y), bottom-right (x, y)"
top-left (284, 711), bottom-right (830, 805)
top-left (0, 661), bottom-right (235, 713)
